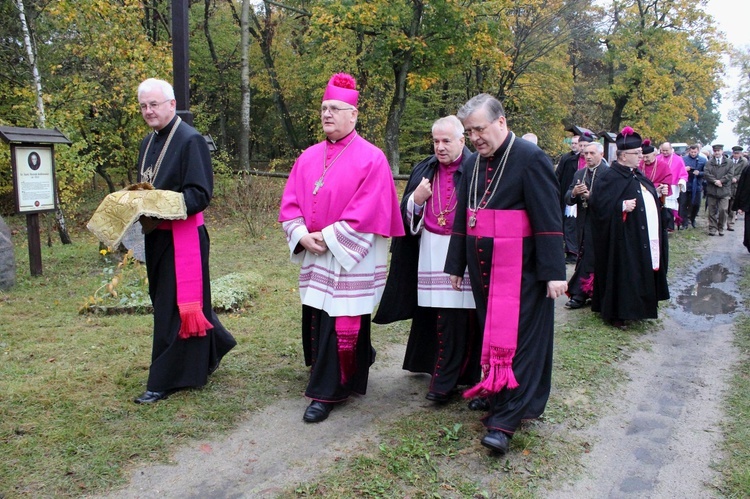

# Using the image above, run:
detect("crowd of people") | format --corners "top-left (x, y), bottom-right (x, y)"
top-left (125, 74), bottom-right (748, 458)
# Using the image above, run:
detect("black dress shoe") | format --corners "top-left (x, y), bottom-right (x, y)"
top-left (564, 298), bottom-right (585, 309)
top-left (481, 430), bottom-right (510, 454)
top-left (467, 397), bottom-right (490, 411)
top-left (303, 400), bottom-right (333, 423)
top-left (134, 390), bottom-right (169, 404)
top-left (727, 227), bottom-right (735, 231)
top-left (426, 391), bottom-right (449, 403)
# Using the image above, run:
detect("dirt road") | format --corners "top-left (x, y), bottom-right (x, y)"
top-left (99, 227), bottom-right (745, 498)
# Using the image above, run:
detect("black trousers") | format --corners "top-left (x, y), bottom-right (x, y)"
top-left (402, 307), bottom-right (481, 394)
top-left (302, 306), bottom-right (374, 402)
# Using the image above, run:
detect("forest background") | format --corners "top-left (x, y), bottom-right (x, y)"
top-left (1, 0), bottom-right (750, 221)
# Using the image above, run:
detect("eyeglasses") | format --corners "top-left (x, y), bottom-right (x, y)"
top-left (139, 99), bottom-right (171, 111)
top-left (464, 119), bottom-right (498, 138)
top-left (321, 105), bottom-right (355, 115)
top-left (623, 150), bottom-right (643, 155)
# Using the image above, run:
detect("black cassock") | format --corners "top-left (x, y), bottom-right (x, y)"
top-left (374, 148), bottom-right (481, 395)
top-left (587, 162), bottom-right (670, 322)
top-left (565, 162), bottom-right (608, 301)
top-left (732, 165), bottom-right (750, 252)
top-left (137, 116), bottom-right (236, 392)
top-left (445, 133), bottom-right (565, 435)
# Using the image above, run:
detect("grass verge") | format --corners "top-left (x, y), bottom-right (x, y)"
top-left (716, 264), bottom-right (750, 497)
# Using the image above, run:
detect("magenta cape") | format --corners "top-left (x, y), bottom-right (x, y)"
top-left (639, 160), bottom-right (672, 189)
top-left (279, 133), bottom-right (404, 238)
top-left (463, 209), bottom-right (532, 399)
top-left (658, 153), bottom-right (687, 196)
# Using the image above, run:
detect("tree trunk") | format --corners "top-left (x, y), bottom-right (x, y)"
top-left (253, 3), bottom-right (301, 152)
top-left (384, 0), bottom-right (423, 175)
top-left (385, 58), bottom-right (411, 175)
top-left (204, 0), bottom-right (230, 152)
top-left (239, 0), bottom-right (251, 170)
top-left (96, 164), bottom-right (116, 193)
top-left (16, 0), bottom-right (72, 244)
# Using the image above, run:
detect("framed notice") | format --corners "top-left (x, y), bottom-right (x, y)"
top-left (12, 145), bottom-right (57, 213)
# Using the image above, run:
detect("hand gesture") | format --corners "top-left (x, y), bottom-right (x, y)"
top-left (623, 198), bottom-right (637, 212)
top-left (413, 177), bottom-right (432, 206)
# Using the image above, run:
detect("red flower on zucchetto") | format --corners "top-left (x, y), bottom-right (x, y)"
top-left (330, 73), bottom-right (356, 90)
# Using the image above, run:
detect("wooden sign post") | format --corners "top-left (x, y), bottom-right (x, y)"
top-left (0, 126), bottom-right (71, 276)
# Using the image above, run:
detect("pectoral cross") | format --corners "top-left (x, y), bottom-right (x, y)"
top-left (313, 178), bottom-right (324, 195)
top-left (469, 215), bottom-right (477, 228)
top-left (437, 214), bottom-right (446, 226)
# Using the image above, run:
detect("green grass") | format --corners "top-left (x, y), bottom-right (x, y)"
top-left (0, 192), bottom-right (308, 497)
top-left (1, 185), bottom-right (744, 498)
top-left (716, 267), bottom-right (750, 497)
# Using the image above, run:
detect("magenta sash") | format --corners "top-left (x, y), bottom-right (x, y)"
top-left (158, 212), bottom-right (214, 340)
top-left (463, 209), bottom-right (531, 398)
top-left (335, 316), bottom-right (361, 384)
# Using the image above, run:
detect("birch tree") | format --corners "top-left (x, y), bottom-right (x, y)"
top-left (15, 0), bottom-right (71, 244)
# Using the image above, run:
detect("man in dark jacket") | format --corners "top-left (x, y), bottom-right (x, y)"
top-left (375, 116), bottom-right (480, 403)
top-left (564, 141), bottom-right (608, 309)
top-left (732, 158), bottom-right (750, 252)
top-left (704, 144), bottom-right (733, 236)
top-left (588, 126), bottom-right (669, 328)
top-left (556, 135), bottom-right (582, 263)
top-left (680, 144), bottom-right (707, 229)
top-left (727, 146), bottom-right (748, 231)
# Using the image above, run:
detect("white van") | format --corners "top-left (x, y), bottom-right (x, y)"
top-left (672, 142), bottom-right (689, 156)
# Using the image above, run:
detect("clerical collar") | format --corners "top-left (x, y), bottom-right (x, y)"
top-left (154, 115), bottom-right (179, 136)
top-left (327, 129), bottom-right (356, 144)
top-left (487, 133), bottom-right (514, 162)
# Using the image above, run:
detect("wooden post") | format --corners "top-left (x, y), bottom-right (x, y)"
top-left (172, 0), bottom-right (193, 126)
top-left (26, 213), bottom-right (42, 275)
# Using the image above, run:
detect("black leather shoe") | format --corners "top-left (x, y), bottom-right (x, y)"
top-left (467, 398), bottom-right (490, 411)
top-left (426, 391), bottom-right (449, 403)
top-left (727, 227), bottom-right (735, 231)
top-left (134, 390), bottom-right (169, 404)
top-left (481, 430), bottom-right (510, 454)
top-left (564, 298), bottom-right (586, 309)
top-left (303, 400), bottom-right (333, 423)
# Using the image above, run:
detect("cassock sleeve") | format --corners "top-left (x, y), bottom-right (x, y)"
top-left (180, 133), bottom-right (213, 215)
top-left (523, 149), bottom-right (566, 282)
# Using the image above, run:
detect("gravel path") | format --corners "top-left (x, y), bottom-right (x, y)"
top-left (547, 226), bottom-right (744, 498)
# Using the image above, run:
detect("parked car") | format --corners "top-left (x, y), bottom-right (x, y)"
top-left (672, 142), bottom-right (688, 155)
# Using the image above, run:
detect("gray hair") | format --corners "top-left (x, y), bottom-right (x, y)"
top-left (582, 141), bottom-right (604, 153)
top-left (457, 93), bottom-right (505, 122)
top-left (522, 133), bottom-right (538, 145)
top-left (432, 115), bottom-right (464, 138)
top-left (137, 78), bottom-right (175, 100)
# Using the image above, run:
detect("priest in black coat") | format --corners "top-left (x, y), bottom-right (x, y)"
top-left (587, 126), bottom-right (669, 328)
top-left (133, 78), bottom-right (236, 404)
top-left (445, 94), bottom-right (567, 455)
top-left (375, 116), bottom-right (480, 402)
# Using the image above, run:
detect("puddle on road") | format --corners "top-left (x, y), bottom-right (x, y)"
top-left (676, 264), bottom-right (737, 316)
